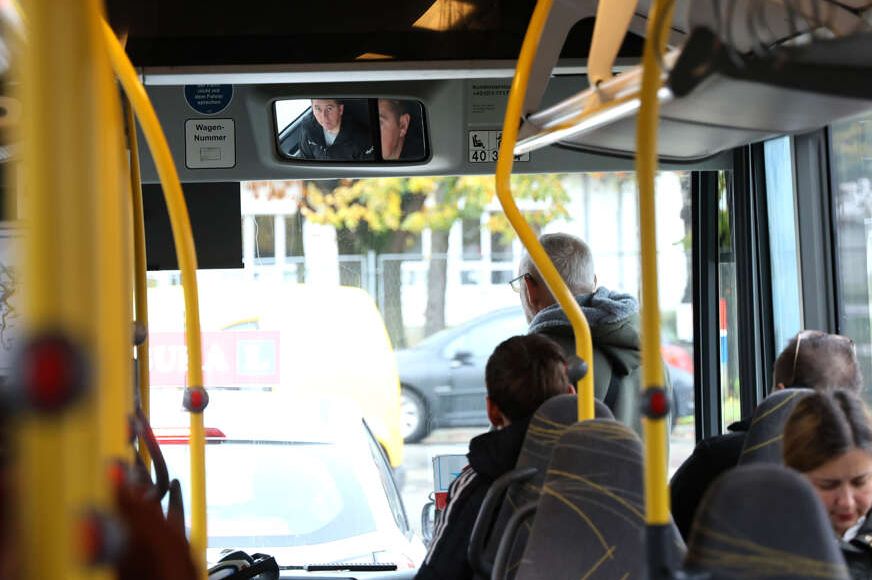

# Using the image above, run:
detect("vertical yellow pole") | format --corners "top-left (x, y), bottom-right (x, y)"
top-left (95, 12), bottom-right (133, 474)
top-left (126, 99), bottom-right (152, 470)
top-left (636, 0), bottom-right (676, 576)
top-left (101, 22), bottom-right (208, 577)
top-left (637, 0), bottom-right (674, 530)
top-left (17, 0), bottom-right (117, 577)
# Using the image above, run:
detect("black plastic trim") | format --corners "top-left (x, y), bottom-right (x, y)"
top-left (692, 171), bottom-right (722, 440)
top-left (794, 130), bottom-right (838, 332)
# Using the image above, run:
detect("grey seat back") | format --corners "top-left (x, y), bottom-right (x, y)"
top-left (511, 419), bottom-right (684, 580)
top-left (738, 388), bottom-right (813, 465)
top-left (475, 395), bottom-right (612, 579)
top-left (685, 463), bottom-right (849, 579)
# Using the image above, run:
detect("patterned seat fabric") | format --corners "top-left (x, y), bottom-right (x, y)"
top-left (685, 463), bottom-right (849, 579)
top-left (511, 419), bottom-right (684, 580)
top-left (475, 395), bottom-right (612, 579)
top-left (738, 388), bottom-right (813, 465)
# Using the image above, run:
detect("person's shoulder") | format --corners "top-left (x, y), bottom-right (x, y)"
top-left (694, 431), bottom-right (746, 465)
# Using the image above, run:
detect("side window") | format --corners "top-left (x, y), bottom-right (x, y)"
top-left (718, 171), bottom-right (742, 429)
top-left (764, 137), bottom-right (802, 351)
top-left (831, 113), bottom-right (872, 400)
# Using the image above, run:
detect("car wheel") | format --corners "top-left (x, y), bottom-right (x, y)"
top-left (401, 387), bottom-right (429, 443)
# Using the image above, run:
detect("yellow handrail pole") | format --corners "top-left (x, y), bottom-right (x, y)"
top-left (100, 21), bottom-right (208, 577)
top-left (496, 0), bottom-right (595, 421)
top-left (126, 97), bottom-right (152, 470)
top-left (95, 12), bottom-right (133, 474)
top-left (637, 0), bottom-right (675, 573)
top-left (18, 0), bottom-right (115, 577)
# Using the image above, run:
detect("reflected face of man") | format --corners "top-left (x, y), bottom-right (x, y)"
top-left (312, 99), bottom-right (343, 133)
top-left (378, 99), bottom-right (410, 160)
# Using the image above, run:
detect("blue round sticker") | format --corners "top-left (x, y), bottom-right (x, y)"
top-left (184, 85), bottom-right (233, 115)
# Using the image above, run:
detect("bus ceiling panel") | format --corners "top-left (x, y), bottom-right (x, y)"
top-left (135, 77), bottom-right (731, 185)
top-left (108, 0), bottom-right (666, 68)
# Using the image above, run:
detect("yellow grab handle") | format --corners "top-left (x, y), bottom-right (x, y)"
top-left (495, 0), bottom-right (595, 421)
top-left (101, 20), bottom-right (208, 577)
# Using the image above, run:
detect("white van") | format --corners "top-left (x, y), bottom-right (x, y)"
top-left (146, 280), bottom-right (404, 468)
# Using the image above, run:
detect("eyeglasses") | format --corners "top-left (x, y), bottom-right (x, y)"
top-left (788, 330), bottom-right (854, 386)
top-left (509, 273), bottom-right (530, 293)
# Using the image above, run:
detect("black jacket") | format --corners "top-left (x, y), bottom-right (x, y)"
top-left (298, 113), bottom-right (372, 160)
top-left (670, 418), bottom-right (750, 541)
top-left (415, 417), bottom-right (531, 580)
top-left (842, 513), bottom-right (872, 579)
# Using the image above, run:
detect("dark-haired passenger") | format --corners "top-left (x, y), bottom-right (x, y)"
top-left (414, 334), bottom-right (574, 580)
top-left (671, 330), bottom-right (862, 540)
top-left (298, 98), bottom-right (372, 160)
top-left (378, 99), bottom-right (424, 160)
top-left (783, 389), bottom-right (872, 578)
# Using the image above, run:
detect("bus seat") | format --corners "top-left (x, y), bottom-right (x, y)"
top-left (685, 463), bottom-right (849, 579)
top-left (469, 395), bottom-right (612, 579)
top-left (503, 419), bottom-right (684, 580)
top-left (738, 388), bottom-right (813, 465)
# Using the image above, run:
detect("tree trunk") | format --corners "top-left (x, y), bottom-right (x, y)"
top-left (381, 192), bottom-right (427, 348)
top-left (424, 228), bottom-right (450, 337)
top-left (382, 255), bottom-right (407, 348)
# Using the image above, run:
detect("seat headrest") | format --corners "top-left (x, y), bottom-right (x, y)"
top-left (739, 388), bottom-right (814, 465)
top-left (685, 463), bottom-right (849, 579)
top-left (515, 419), bottom-right (684, 579)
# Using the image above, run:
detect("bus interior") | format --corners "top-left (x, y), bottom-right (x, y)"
top-left (4, 0), bottom-right (872, 578)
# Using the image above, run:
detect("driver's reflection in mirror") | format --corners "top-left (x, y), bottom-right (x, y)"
top-left (299, 98), bottom-right (373, 160)
top-left (378, 99), bottom-right (424, 160)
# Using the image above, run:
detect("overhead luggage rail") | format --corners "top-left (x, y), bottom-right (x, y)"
top-left (513, 0), bottom-right (872, 162)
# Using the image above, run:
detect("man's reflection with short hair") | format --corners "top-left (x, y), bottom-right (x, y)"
top-left (299, 98), bottom-right (372, 160)
top-left (378, 99), bottom-right (423, 161)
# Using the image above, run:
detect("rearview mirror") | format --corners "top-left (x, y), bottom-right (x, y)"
top-left (274, 97), bottom-right (428, 163)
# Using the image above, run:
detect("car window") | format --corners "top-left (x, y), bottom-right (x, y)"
top-left (445, 312), bottom-right (527, 358)
top-left (164, 441), bottom-right (380, 550)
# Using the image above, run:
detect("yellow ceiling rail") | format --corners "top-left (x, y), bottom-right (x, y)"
top-left (496, 0), bottom-right (595, 422)
top-left (636, 0), bottom-right (675, 574)
top-left (100, 20), bottom-right (208, 578)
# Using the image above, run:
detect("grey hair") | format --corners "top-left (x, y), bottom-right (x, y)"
top-left (521, 233), bottom-right (596, 295)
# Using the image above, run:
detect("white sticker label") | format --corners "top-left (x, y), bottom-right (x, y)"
top-left (468, 130), bottom-right (530, 163)
top-left (432, 454), bottom-right (468, 493)
top-left (185, 119), bottom-right (235, 169)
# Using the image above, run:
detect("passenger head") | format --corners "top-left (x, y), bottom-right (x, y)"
top-left (484, 334), bottom-right (573, 428)
top-left (783, 389), bottom-right (872, 536)
top-left (378, 99), bottom-right (410, 160)
top-left (772, 330), bottom-right (862, 392)
top-left (311, 99), bottom-right (344, 133)
top-left (518, 233), bottom-right (596, 322)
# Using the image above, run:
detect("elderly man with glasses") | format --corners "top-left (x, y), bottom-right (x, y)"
top-left (670, 329), bottom-right (863, 541)
top-left (511, 232), bottom-right (650, 429)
